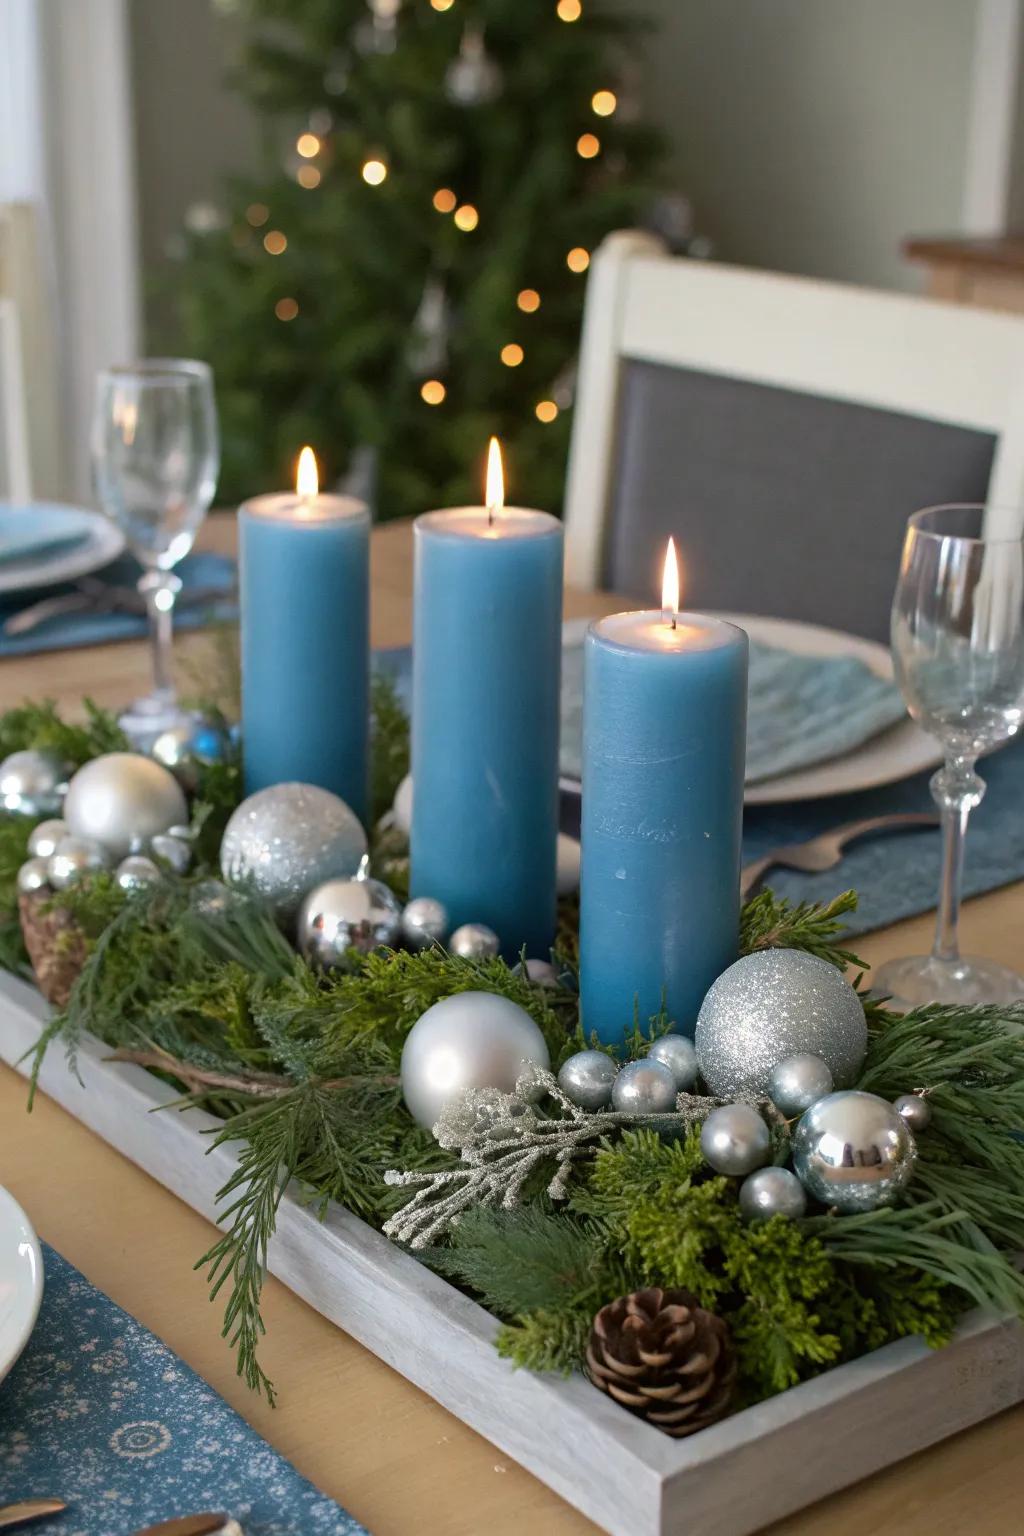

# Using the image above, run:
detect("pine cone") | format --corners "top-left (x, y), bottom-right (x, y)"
top-left (586, 1287), bottom-right (737, 1437)
top-left (18, 890), bottom-right (89, 1008)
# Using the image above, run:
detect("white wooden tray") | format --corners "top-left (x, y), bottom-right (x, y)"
top-left (2, 967), bottom-right (1023, 1536)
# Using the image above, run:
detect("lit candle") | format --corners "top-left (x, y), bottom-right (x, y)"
top-left (239, 447), bottom-right (370, 823)
top-left (579, 541), bottom-right (748, 1044)
top-left (411, 439), bottom-right (563, 956)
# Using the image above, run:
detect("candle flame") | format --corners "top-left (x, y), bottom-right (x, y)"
top-left (661, 537), bottom-right (679, 629)
top-left (486, 436), bottom-right (504, 526)
top-left (296, 445), bottom-right (319, 498)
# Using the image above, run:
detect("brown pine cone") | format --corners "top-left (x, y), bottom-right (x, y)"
top-left (586, 1286), bottom-right (737, 1437)
top-left (18, 890), bottom-right (89, 1008)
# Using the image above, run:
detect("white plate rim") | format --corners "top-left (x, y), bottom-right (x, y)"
top-left (559, 612), bottom-right (942, 805)
top-left (0, 1183), bottom-right (43, 1385)
top-left (0, 503), bottom-right (126, 596)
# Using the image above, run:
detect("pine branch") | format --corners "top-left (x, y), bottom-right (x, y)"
top-left (740, 888), bottom-right (864, 971)
top-left (107, 1043), bottom-right (398, 1100)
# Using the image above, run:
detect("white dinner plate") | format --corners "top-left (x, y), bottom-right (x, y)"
top-left (560, 614), bottom-right (942, 805)
top-left (0, 502), bottom-right (125, 596)
top-left (0, 1184), bottom-right (42, 1385)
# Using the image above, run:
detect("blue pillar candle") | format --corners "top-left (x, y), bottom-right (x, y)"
top-left (239, 453), bottom-right (370, 824)
top-left (579, 591), bottom-right (748, 1045)
top-left (411, 493), bottom-right (563, 958)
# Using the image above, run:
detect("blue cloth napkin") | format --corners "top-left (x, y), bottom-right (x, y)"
top-left (0, 1245), bottom-right (368, 1536)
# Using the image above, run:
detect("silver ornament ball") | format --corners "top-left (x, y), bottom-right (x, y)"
top-left (557, 1050), bottom-right (618, 1112)
top-left (150, 713), bottom-right (230, 789)
top-left (48, 835), bottom-right (110, 890)
top-left (516, 958), bottom-right (559, 987)
top-left (392, 773), bottom-right (413, 835)
top-left (695, 949), bottom-right (867, 1099)
top-left (17, 856), bottom-right (51, 895)
top-left (220, 782), bottom-right (367, 926)
top-left (647, 1033), bottom-right (699, 1091)
top-left (449, 922), bottom-right (500, 960)
top-left (401, 895), bottom-right (449, 952)
top-left (27, 818), bottom-right (68, 860)
top-left (148, 833), bottom-right (193, 875)
top-left (115, 855), bottom-right (162, 893)
top-left (893, 1092), bottom-right (933, 1133)
top-left (0, 749), bottom-right (67, 817)
top-left (791, 1090), bottom-right (917, 1214)
top-left (191, 878), bottom-right (235, 919)
top-left (400, 990), bottom-right (550, 1129)
top-left (700, 1103), bottom-right (771, 1177)
top-left (768, 1053), bottom-right (834, 1118)
top-left (63, 752), bottom-right (188, 861)
top-left (739, 1166), bottom-right (808, 1221)
top-left (299, 866), bottom-right (403, 967)
top-left (556, 833), bottom-right (580, 897)
top-left (611, 1058), bottom-right (678, 1115)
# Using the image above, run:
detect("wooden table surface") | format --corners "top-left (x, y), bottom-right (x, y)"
top-left (2, 514), bottom-right (1023, 1536)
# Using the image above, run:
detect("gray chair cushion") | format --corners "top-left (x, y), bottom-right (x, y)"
top-left (604, 360), bottom-right (996, 642)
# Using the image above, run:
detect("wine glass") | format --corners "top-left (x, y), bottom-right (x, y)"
top-left (873, 504), bottom-right (1024, 1009)
top-left (91, 359), bottom-right (220, 740)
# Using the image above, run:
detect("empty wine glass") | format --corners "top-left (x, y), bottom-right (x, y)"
top-left (91, 359), bottom-right (220, 740)
top-left (873, 504), bottom-right (1024, 1009)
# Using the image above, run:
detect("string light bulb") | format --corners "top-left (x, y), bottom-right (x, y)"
top-left (275, 297), bottom-right (299, 321)
top-left (263, 230), bottom-right (287, 255)
top-left (591, 90), bottom-right (617, 116)
top-left (535, 400), bottom-right (558, 423)
top-left (421, 379), bottom-right (446, 405)
top-left (454, 203), bottom-right (479, 231)
top-left (246, 203), bottom-right (269, 227)
top-left (566, 246), bottom-right (590, 273)
top-left (296, 132), bottom-right (321, 158)
top-left (577, 133), bottom-right (600, 159)
top-left (297, 165), bottom-right (321, 189)
top-left (557, 0), bottom-right (582, 19)
top-left (517, 288), bottom-right (541, 313)
top-left (361, 157), bottom-right (388, 185)
top-left (500, 343), bottom-right (524, 367)
top-left (432, 188), bottom-right (457, 213)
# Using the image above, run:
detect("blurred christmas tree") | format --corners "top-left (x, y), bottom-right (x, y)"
top-left (170, 0), bottom-right (666, 517)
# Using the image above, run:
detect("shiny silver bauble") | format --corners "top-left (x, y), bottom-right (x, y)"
top-left (48, 835), bottom-right (110, 890)
top-left (400, 895), bottom-right (449, 952)
top-left (768, 1053), bottom-right (834, 1118)
top-left (299, 868), bottom-right (403, 967)
top-left (449, 922), bottom-right (500, 960)
top-left (647, 1033), bottom-right (699, 1091)
top-left (516, 958), bottom-right (559, 987)
top-left (557, 1049), bottom-right (618, 1111)
top-left (27, 818), bottom-right (68, 860)
top-left (220, 782), bottom-right (367, 927)
top-left (148, 833), bottom-right (193, 874)
top-left (893, 1092), bottom-right (933, 1134)
top-left (115, 855), bottom-right (162, 893)
top-left (738, 1166), bottom-right (808, 1221)
top-left (611, 1058), bottom-right (678, 1115)
top-left (63, 752), bottom-right (188, 861)
top-left (400, 990), bottom-right (550, 1129)
top-left (700, 1103), bottom-right (771, 1177)
top-left (695, 949), bottom-right (867, 1099)
top-left (0, 749), bottom-right (67, 817)
top-left (150, 713), bottom-right (230, 789)
top-left (16, 857), bottom-right (51, 895)
top-left (791, 1090), bottom-right (917, 1213)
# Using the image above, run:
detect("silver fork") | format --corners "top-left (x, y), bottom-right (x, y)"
top-left (740, 812), bottom-right (940, 899)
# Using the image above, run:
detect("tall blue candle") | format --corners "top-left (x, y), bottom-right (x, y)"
top-left (579, 549), bottom-right (748, 1044)
top-left (240, 449), bottom-right (370, 824)
top-left (411, 447), bottom-right (563, 957)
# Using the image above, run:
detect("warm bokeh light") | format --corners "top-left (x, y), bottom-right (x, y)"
top-left (591, 90), bottom-right (617, 116)
top-left (246, 202), bottom-right (269, 227)
top-left (577, 133), bottom-right (600, 159)
top-left (297, 446), bottom-right (319, 498)
top-left (275, 297), bottom-right (299, 321)
top-left (566, 246), bottom-right (590, 273)
top-left (661, 537), bottom-right (680, 624)
top-left (432, 187), bottom-right (457, 213)
top-left (500, 343), bottom-right (524, 367)
top-left (297, 165), bottom-right (321, 189)
top-left (297, 132), bottom-right (321, 158)
top-left (454, 203), bottom-right (479, 231)
top-left (517, 288), bottom-right (541, 313)
top-left (263, 230), bottom-right (288, 255)
top-left (486, 436), bottom-right (504, 516)
top-left (230, 226), bottom-right (250, 248)
top-left (557, 0), bottom-right (582, 19)
top-left (362, 158), bottom-right (388, 185)
top-left (535, 400), bottom-right (559, 423)
top-left (421, 379), bottom-right (446, 405)
top-left (431, 0), bottom-right (455, 9)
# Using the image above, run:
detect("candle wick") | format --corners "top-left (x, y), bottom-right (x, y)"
top-left (671, 613), bottom-right (677, 631)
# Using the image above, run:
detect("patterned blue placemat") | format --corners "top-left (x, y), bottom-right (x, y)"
top-left (0, 1245), bottom-right (367, 1536)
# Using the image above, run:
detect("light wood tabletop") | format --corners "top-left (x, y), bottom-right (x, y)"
top-left (2, 514), bottom-right (1023, 1536)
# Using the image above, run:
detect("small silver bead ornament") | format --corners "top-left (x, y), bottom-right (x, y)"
top-left (115, 855), bottom-right (162, 893)
top-left (611, 1058), bottom-right (678, 1115)
top-left (449, 922), bottom-right (500, 960)
top-left (298, 858), bottom-right (403, 967)
top-left (768, 1053), bottom-right (834, 1118)
top-left (893, 1092), bottom-right (933, 1133)
top-left (557, 1050), bottom-right (619, 1111)
top-left (150, 712), bottom-right (231, 789)
top-left (647, 1033), bottom-right (699, 1091)
top-left (48, 835), bottom-right (110, 890)
top-left (0, 749), bottom-right (67, 817)
top-left (791, 1090), bottom-right (917, 1213)
top-left (148, 833), bottom-right (193, 874)
top-left (400, 895), bottom-right (449, 951)
top-left (27, 818), bottom-right (68, 860)
top-left (17, 857), bottom-right (51, 895)
top-left (700, 1103), bottom-right (771, 1177)
top-left (738, 1165), bottom-right (808, 1221)
top-left (516, 958), bottom-right (559, 987)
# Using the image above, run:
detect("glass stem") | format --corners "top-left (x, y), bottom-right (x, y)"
top-left (138, 569), bottom-right (182, 701)
top-left (930, 757), bottom-right (985, 964)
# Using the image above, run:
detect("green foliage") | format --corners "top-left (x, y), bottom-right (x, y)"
top-left (0, 697), bottom-right (128, 766)
top-left (740, 887), bottom-right (864, 972)
top-left (0, 816), bottom-right (32, 974)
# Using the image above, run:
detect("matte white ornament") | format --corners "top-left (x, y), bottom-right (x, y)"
top-left (556, 833), bottom-right (581, 896)
top-left (400, 990), bottom-right (550, 1129)
top-left (392, 773), bottom-right (414, 835)
top-left (27, 819), bottom-right (68, 860)
top-left (16, 857), bottom-right (50, 895)
top-left (0, 749), bottom-right (67, 816)
top-left (64, 753), bottom-right (188, 861)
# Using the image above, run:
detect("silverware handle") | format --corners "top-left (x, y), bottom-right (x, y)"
top-left (739, 855), bottom-right (774, 900)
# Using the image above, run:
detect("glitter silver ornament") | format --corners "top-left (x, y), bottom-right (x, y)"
top-left (700, 1103), bottom-right (771, 1177)
top-left (27, 818), bottom-right (68, 860)
top-left (449, 922), bottom-right (500, 960)
top-left (647, 1033), bottom-right (699, 1091)
top-left (149, 833), bottom-right (193, 874)
top-left (64, 753), bottom-right (188, 861)
top-left (768, 1053), bottom-right (834, 1118)
top-left (557, 1049), bottom-right (618, 1111)
top-left (17, 857), bottom-right (51, 895)
top-left (400, 990), bottom-right (550, 1129)
top-left (298, 861), bottom-right (403, 967)
top-left (695, 949), bottom-right (867, 1099)
top-left (220, 782), bottom-right (367, 927)
top-left (738, 1166), bottom-right (807, 1221)
top-left (611, 1058), bottom-right (678, 1115)
top-left (115, 855), bottom-right (162, 893)
top-left (401, 895), bottom-right (449, 952)
top-left (0, 749), bottom-right (67, 817)
top-left (792, 1091), bottom-right (917, 1213)
top-left (150, 713), bottom-right (230, 790)
top-left (893, 1092), bottom-right (933, 1133)
top-left (48, 835), bottom-right (110, 890)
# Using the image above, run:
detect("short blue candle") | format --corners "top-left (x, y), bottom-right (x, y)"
top-left (240, 487), bottom-right (370, 824)
top-left (411, 506), bottom-right (563, 957)
top-left (579, 610), bottom-right (748, 1044)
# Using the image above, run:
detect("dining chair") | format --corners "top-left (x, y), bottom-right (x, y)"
top-left (564, 232), bottom-right (1024, 641)
top-left (0, 295), bottom-right (31, 502)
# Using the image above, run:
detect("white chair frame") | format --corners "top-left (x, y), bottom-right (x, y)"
top-left (0, 296), bottom-right (31, 502)
top-left (563, 231), bottom-right (1024, 588)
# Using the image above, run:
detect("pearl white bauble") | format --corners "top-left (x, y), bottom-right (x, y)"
top-left (63, 753), bottom-right (188, 861)
top-left (27, 819), bottom-right (68, 860)
top-left (556, 833), bottom-right (581, 896)
top-left (400, 990), bottom-right (550, 1129)
top-left (392, 773), bottom-right (414, 835)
